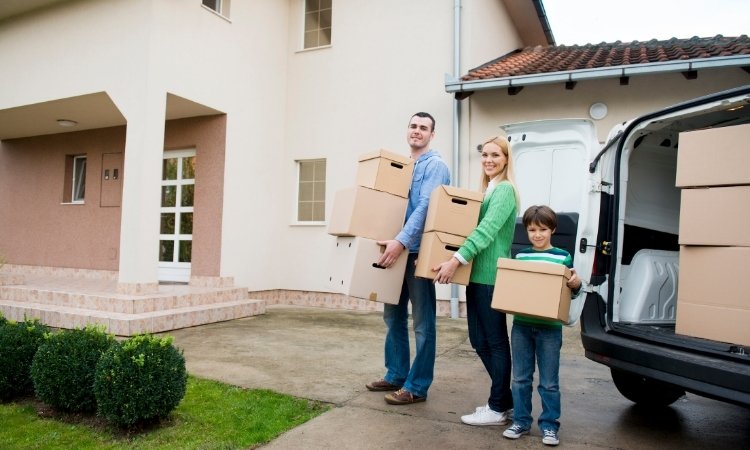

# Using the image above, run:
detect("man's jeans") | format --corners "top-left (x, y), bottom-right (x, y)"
top-left (466, 282), bottom-right (513, 413)
top-left (510, 323), bottom-right (562, 432)
top-left (383, 253), bottom-right (436, 397)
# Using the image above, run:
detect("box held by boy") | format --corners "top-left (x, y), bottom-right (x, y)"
top-left (415, 231), bottom-right (473, 286)
top-left (356, 149), bottom-right (414, 198)
top-left (328, 186), bottom-right (407, 241)
top-left (423, 185), bottom-right (483, 237)
top-left (327, 236), bottom-right (407, 305)
top-left (491, 258), bottom-right (572, 322)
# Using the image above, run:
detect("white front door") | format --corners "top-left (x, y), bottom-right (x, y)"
top-left (158, 149), bottom-right (196, 283)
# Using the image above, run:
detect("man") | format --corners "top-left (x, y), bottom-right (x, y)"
top-left (367, 112), bottom-right (451, 405)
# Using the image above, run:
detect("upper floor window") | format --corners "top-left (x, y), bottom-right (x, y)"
top-left (304, 0), bottom-right (332, 49)
top-left (202, 0), bottom-right (230, 18)
top-left (296, 159), bottom-right (326, 222)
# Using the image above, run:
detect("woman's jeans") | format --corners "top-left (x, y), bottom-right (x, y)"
top-left (510, 323), bottom-right (563, 432)
top-left (383, 253), bottom-right (436, 397)
top-left (466, 282), bottom-right (513, 413)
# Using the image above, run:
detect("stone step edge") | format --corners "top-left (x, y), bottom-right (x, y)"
top-left (0, 298), bottom-right (266, 321)
top-left (0, 287), bottom-right (251, 312)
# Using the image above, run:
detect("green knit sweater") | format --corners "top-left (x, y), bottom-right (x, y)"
top-left (457, 181), bottom-right (517, 285)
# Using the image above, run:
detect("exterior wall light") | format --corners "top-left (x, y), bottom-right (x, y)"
top-left (588, 103), bottom-right (608, 120)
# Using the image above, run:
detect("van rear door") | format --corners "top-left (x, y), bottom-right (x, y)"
top-left (501, 119), bottom-right (604, 323)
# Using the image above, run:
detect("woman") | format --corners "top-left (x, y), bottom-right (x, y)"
top-left (433, 135), bottom-right (520, 426)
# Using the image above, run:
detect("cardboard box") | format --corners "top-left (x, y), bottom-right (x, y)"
top-left (677, 246), bottom-right (750, 310)
top-left (328, 186), bottom-right (407, 241)
top-left (327, 236), bottom-right (406, 305)
top-left (676, 123), bottom-right (750, 187)
top-left (423, 185), bottom-right (483, 237)
top-left (491, 258), bottom-right (572, 322)
top-left (679, 186), bottom-right (750, 246)
top-left (675, 302), bottom-right (750, 347)
top-left (414, 232), bottom-right (473, 286)
top-left (676, 246), bottom-right (750, 346)
top-left (356, 149), bottom-right (414, 198)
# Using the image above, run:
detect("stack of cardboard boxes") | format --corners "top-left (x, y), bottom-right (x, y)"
top-left (414, 185), bottom-right (483, 285)
top-left (675, 123), bottom-right (750, 346)
top-left (327, 150), bottom-right (413, 304)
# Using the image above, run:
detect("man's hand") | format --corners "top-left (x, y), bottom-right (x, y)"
top-left (376, 240), bottom-right (405, 268)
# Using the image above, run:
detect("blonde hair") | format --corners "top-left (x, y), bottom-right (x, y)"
top-left (479, 135), bottom-right (520, 207)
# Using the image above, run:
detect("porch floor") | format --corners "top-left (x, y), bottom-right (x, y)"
top-left (0, 272), bottom-right (265, 336)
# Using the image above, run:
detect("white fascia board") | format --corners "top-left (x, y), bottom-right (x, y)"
top-left (445, 55), bottom-right (750, 93)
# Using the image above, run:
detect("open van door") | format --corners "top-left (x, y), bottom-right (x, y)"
top-left (501, 119), bottom-right (604, 325)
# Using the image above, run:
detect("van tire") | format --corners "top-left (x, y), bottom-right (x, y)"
top-left (610, 368), bottom-right (685, 407)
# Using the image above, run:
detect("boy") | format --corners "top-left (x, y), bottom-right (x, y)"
top-left (502, 205), bottom-right (581, 446)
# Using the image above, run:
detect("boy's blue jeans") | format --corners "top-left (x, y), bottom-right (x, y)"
top-left (383, 253), bottom-right (436, 398)
top-left (466, 282), bottom-right (513, 413)
top-left (510, 323), bottom-right (562, 432)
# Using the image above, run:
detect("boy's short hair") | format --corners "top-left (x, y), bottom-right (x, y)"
top-left (522, 205), bottom-right (557, 230)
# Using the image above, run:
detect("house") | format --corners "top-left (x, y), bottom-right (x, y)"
top-left (0, 0), bottom-right (747, 334)
top-left (0, 0), bottom-right (551, 333)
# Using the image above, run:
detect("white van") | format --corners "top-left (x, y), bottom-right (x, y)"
top-left (502, 85), bottom-right (750, 408)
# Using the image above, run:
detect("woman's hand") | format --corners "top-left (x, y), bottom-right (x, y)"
top-left (432, 257), bottom-right (461, 284)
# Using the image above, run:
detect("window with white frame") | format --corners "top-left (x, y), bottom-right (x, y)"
top-left (63, 154), bottom-right (87, 204)
top-left (304, 0), bottom-right (332, 49)
top-left (202, 0), bottom-right (230, 17)
top-left (296, 159), bottom-right (326, 222)
top-left (72, 156), bottom-right (87, 202)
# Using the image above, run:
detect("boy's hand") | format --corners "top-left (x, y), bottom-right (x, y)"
top-left (567, 268), bottom-right (582, 290)
top-left (432, 258), bottom-right (460, 284)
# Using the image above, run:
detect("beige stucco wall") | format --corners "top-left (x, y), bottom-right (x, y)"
top-left (457, 69), bottom-right (750, 193)
top-left (278, 0), bottom-right (529, 293)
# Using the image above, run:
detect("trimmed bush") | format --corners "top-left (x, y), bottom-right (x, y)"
top-left (0, 318), bottom-right (51, 401)
top-left (94, 334), bottom-right (187, 427)
top-left (31, 325), bottom-right (115, 412)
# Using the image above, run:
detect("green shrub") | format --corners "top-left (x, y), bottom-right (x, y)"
top-left (0, 318), bottom-right (51, 401)
top-left (94, 334), bottom-right (187, 427)
top-left (31, 325), bottom-right (115, 412)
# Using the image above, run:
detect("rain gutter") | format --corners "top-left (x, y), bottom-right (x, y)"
top-left (450, 0), bottom-right (461, 319)
top-left (445, 55), bottom-right (750, 94)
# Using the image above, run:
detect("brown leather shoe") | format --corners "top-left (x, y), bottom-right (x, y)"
top-left (366, 378), bottom-right (402, 392)
top-left (384, 388), bottom-right (426, 405)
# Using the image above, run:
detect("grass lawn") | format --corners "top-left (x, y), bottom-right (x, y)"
top-left (0, 375), bottom-right (331, 449)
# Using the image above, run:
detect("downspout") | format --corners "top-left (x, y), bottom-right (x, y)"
top-left (450, 0), bottom-right (461, 320)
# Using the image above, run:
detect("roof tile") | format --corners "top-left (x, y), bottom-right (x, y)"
top-left (462, 35), bottom-right (750, 81)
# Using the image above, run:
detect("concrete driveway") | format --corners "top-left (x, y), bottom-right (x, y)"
top-left (166, 305), bottom-right (750, 449)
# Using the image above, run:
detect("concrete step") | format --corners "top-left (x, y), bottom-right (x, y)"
top-left (0, 298), bottom-right (266, 336)
top-left (0, 285), bottom-right (249, 314)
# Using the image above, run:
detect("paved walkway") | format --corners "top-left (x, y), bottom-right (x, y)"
top-left (165, 305), bottom-right (613, 449)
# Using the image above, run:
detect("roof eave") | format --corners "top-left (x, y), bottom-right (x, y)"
top-left (445, 55), bottom-right (750, 94)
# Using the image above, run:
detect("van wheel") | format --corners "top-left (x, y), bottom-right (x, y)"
top-left (610, 369), bottom-right (685, 407)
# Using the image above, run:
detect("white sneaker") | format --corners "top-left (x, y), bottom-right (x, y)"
top-left (460, 405), bottom-right (512, 426)
top-left (542, 429), bottom-right (560, 446)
